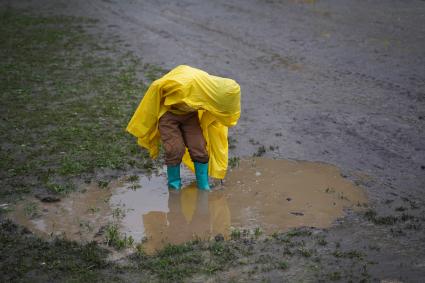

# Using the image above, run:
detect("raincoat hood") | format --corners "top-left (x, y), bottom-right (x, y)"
top-left (126, 65), bottom-right (241, 179)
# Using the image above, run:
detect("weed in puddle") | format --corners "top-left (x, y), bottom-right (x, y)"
top-left (127, 175), bottom-right (139, 182)
top-left (104, 223), bottom-right (133, 249)
top-left (253, 145), bottom-right (266, 157)
top-left (228, 156), bottom-right (240, 169)
top-left (231, 228), bottom-right (241, 240)
top-left (97, 180), bottom-right (109, 189)
top-left (254, 227), bottom-right (263, 238)
top-left (112, 207), bottom-right (126, 220)
top-left (24, 202), bottom-right (40, 218)
top-left (129, 184), bottom-right (142, 190)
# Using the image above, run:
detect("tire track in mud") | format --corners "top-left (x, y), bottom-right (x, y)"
top-left (139, 2), bottom-right (422, 106)
top-left (85, 0), bottom-right (425, 116)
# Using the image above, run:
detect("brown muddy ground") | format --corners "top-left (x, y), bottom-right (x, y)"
top-left (2, 0), bottom-right (425, 282)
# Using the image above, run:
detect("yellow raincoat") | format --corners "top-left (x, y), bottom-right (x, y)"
top-left (126, 65), bottom-right (241, 179)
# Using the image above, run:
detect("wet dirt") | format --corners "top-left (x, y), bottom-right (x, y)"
top-left (9, 158), bottom-right (366, 254)
top-left (10, 183), bottom-right (114, 242)
top-left (2, 0), bottom-right (425, 280)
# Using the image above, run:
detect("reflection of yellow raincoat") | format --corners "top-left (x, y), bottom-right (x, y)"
top-left (126, 65), bottom-right (241, 179)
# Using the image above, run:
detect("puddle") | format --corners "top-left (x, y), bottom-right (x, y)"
top-left (9, 158), bottom-right (367, 254)
top-left (10, 182), bottom-right (115, 241)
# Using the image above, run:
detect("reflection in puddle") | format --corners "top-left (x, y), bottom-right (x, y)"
top-left (9, 158), bottom-right (367, 254)
top-left (138, 184), bottom-right (231, 254)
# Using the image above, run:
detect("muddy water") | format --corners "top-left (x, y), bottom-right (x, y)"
top-left (10, 183), bottom-right (114, 241)
top-left (9, 158), bottom-right (367, 254)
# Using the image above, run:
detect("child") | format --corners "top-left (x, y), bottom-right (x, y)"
top-left (127, 65), bottom-right (241, 190)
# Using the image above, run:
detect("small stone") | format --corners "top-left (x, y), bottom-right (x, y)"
top-left (215, 233), bottom-right (224, 242)
top-left (35, 194), bottom-right (61, 203)
top-left (21, 227), bottom-right (32, 234)
top-left (95, 225), bottom-right (107, 237)
top-left (286, 197), bottom-right (292, 202)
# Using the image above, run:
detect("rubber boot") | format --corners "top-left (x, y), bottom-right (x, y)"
top-left (167, 164), bottom-right (182, 190)
top-left (194, 162), bottom-right (211, 191)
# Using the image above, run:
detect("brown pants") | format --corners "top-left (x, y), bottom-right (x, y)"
top-left (159, 111), bottom-right (209, 165)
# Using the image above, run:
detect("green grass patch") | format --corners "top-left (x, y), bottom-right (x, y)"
top-left (138, 243), bottom-right (202, 282)
top-left (105, 223), bottom-right (134, 249)
top-left (364, 209), bottom-right (398, 225)
top-left (0, 9), bottom-right (159, 201)
top-left (0, 220), bottom-right (113, 282)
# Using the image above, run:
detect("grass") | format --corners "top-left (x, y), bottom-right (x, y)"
top-left (105, 223), bottom-right (134, 249)
top-left (0, 220), bottom-right (113, 282)
top-left (278, 261), bottom-right (288, 270)
top-left (97, 180), bottom-right (109, 189)
top-left (138, 243), bottom-right (202, 281)
top-left (228, 156), bottom-right (240, 169)
top-left (23, 202), bottom-right (39, 218)
top-left (332, 250), bottom-right (364, 260)
top-left (253, 145), bottom-right (266, 157)
top-left (0, 9), bottom-right (160, 281)
top-left (112, 207), bottom-right (126, 220)
top-left (228, 136), bottom-right (237, 150)
top-left (127, 175), bottom-right (139, 182)
top-left (327, 271), bottom-right (341, 281)
top-left (297, 247), bottom-right (313, 257)
top-left (364, 209), bottom-right (398, 225)
top-left (0, 9), bottom-right (159, 202)
top-left (134, 241), bottom-right (237, 282)
top-left (285, 228), bottom-right (312, 238)
top-left (230, 228), bottom-right (241, 239)
top-left (129, 183), bottom-right (142, 190)
top-left (254, 227), bottom-right (263, 238)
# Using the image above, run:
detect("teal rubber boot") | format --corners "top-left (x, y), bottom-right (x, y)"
top-left (194, 162), bottom-right (211, 191)
top-left (167, 164), bottom-right (182, 190)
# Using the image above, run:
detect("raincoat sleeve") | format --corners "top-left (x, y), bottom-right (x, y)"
top-left (126, 82), bottom-right (163, 159)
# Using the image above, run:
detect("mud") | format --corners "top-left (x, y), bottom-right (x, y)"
top-left (10, 184), bottom-right (114, 242)
top-left (2, 0), bottom-right (425, 281)
top-left (9, 158), bottom-right (366, 254)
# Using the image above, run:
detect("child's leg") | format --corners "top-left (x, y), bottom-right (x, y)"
top-left (159, 112), bottom-right (186, 189)
top-left (180, 112), bottom-right (209, 163)
top-left (158, 112), bottom-right (186, 165)
top-left (181, 112), bottom-right (210, 190)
